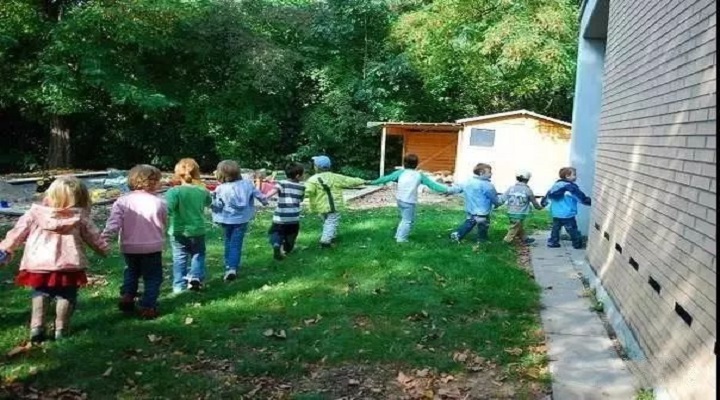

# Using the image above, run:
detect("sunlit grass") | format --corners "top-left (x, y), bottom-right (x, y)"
top-left (0, 204), bottom-right (550, 397)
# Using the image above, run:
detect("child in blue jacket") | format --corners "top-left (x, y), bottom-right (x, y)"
top-left (541, 167), bottom-right (592, 249)
top-left (447, 163), bottom-right (504, 244)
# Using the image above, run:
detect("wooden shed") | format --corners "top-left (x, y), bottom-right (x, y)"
top-left (370, 110), bottom-right (571, 194)
top-left (367, 122), bottom-right (462, 176)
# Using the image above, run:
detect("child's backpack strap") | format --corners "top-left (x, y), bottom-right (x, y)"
top-left (317, 177), bottom-right (336, 213)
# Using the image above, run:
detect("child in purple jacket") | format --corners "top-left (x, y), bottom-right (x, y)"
top-left (102, 165), bottom-right (168, 319)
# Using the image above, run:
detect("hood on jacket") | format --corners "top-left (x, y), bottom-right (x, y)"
top-left (29, 204), bottom-right (86, 233)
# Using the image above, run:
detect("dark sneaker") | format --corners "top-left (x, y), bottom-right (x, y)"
top-left (188, 279), bottom-right (202, 291)
top-left (118, 294), bottom-right (136, 313)
top-left (30, 328), bottom-right (46, 344)
top-left (547, 243), bottom-right (561, 248)
top-left (273, 246), bottom-right (285, 260)
top-left (138, 307), bottom-right (159, 320)
top-left (224, 270), bottom-right (237, 281)
top-left (523, 238), bottom-right (536, 244)
top-left (320, 242), bottom-right (333, 249)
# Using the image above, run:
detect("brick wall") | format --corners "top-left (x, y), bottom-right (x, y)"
top-left (586, 0), bottom-right (716, 398)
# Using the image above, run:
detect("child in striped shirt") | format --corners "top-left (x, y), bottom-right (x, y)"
top-left (266, 163), bottom-right (306, 260)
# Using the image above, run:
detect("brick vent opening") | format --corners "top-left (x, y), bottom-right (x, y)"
top-left (615, 243), bottom-right (623, 254)
top-left (675, 303), bottom-right (693, 327)
top-left (648, 276), bottom-right (661, 294)
top-left (629, 257), bottom-right (639, 271)
top-left (594, 222), bottom-right (600, 231)
top-left (603, 231), bottom-right (610, 240)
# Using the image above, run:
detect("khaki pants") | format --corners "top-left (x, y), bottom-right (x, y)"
top-left (503, 219), bottom-right (525, 243)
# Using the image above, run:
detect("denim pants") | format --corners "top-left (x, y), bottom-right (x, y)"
top-left (320, 213), bottom-right (340, 244)
top-left (395, 201), bottom-right (417, 242)
top-left (220, 223), bottom-right (248, 272)
top-left (269, 223), bottom-right (300, 252)
top-left (455, 214), bottom-right (491, 242)
top-left (122, 252), bottom-right (163, 309)
top-left (548, 217), bottom-right (583, 248)
top-left (171, 235), bottom-right (206, 292)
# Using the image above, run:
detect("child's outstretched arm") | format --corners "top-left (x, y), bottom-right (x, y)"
top-left (419, 173), bottom-right (451, 193)
top-left (368, 170), bottom-right (402, 186)
top-left (528, 188), bottom-right (544, 210)
top-left (81, 219), bottom-right (110, 256)
top-left (252, 186), bottom-right (270, 207)
top-left (337, 174), bottom-right (366, 189)
top-left (568, 184), bottom-right (592, 206)
top-left (101, 201), bottom-right (124, 242)
top-left (0, 211), bottom-right (33, 254)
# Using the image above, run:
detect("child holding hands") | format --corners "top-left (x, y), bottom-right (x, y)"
top-left (102, 165), bottom-right (167, 319)
top-left (0, 176), bottom-right (109, 342)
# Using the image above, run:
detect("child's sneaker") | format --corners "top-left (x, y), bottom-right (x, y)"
top-left (449, 232), bottom-right (460, 243)
top-left (30, 328), bottom-right (46, 344)
top-left (224, 270), bottom-right (237, 281)
top-left (320, 242), bottom-right (333, 249)
top-left (118, 294), bottom-right (136, 313)
top-left (188, 278), bottom-right (202, 291)
top-left (138, 307), bottom-right (159, 320)
top-left (273, 246), bottom-right (285, 260)
top-left (523, 238), bottom-right (536, 244)
top-left (54, 329), bottom-right (65, 341)
top-left (547, 243), bottom-right (561, 248)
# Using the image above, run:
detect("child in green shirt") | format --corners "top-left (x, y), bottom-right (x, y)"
top-left (304, 155), bottom-right (365, 247)
top-left (166, 158), bottom-right (212, 293)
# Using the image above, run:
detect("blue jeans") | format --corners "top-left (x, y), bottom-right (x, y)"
top-left (171, 235), bottom-right (206, 292)
top-left (269, 223), bottom-right (300, 252)
top-left (122, 252), bottom-right (163, 309)
top-left (395, 201), bottom-right (416, 242)
top-left (220, 223), bottom-right (248, 272)
top-left (455, 214), bottom-right (490, 242)
top-left (548, 217), bottom-right (583, 248)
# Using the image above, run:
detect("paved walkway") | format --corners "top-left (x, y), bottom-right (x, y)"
top-left (529, 232), bottom-right (639, 400)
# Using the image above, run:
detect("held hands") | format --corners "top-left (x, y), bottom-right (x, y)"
top-left (0, 249), bottom-right (13, 266)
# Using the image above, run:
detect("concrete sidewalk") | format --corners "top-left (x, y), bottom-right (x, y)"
top-left (529, 232), bottom-right (639, 400)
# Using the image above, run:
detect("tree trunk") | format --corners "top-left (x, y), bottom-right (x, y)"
top-left (47, 115), bottom-right (71, 168)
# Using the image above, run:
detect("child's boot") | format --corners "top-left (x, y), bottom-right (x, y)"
top-left (30, 296), bottom-right (47, 344)
top-left (54, 298), bottom-right (73, 341)
top-left (138, 307), bottom-right (159, 320)
top-left (118, 293), bottom-right (136, 313)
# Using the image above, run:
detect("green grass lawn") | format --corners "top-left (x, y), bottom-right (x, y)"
top-left (0, 204), bottom-right (551, 399)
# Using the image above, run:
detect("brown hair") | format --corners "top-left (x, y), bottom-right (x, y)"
top-left (216, 160), bottom-right (241, 183)
top-left (174, 158), bottom-right (201, 183)
top-left (559, 167), bottom-right (576, 179)
top-left (473, 163), bottom-right (492, 176)
top-left (44, 176), bottom-right (91, 210)
top-left (128, 164), bottom-right (162, 191)
top-left (403, 154), bottom-right (419, 169)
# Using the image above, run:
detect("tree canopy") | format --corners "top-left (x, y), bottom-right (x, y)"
top-left (0, 0), bottom-right (579, 176)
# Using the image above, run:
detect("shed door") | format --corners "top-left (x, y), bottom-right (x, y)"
top-left (404, 133), bottom-right (458, 172)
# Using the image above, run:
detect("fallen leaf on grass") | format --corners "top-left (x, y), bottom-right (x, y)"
top-left (262, 329), bottom-right (287, 339)
top-left (184, 317), bottom-right (194, 325)
top-left (102, 367), bottom-right (113, 377)
top-left (504, 347), bottom-right (523, 356)
top-left (6, 342), bottom-right (32, 358)
top-left (348, 379), bottom-right (360, 386)
top-left (396, 371), bottom-right (414, 386)
top-left (415, 368), bottom-right (430, 377)
top-left (147, 334), bottom-right (162, 343)
top-left (303, 314), bottom-right (322, 326)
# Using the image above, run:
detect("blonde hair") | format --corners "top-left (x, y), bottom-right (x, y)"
top-left (174, 158), bottom-right (201, 184)
top-left (216, 160), bottom-right (241, 183)
top-left (44, 176), bottom-right (91, 209)
top-left (128, 164), bottom-right (162, 191)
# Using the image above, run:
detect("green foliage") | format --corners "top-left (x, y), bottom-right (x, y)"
top-left (0, 0), bottom-right (579, 174)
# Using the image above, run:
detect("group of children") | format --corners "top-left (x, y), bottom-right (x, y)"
top-left (0, 153), bottom-right (590, 343)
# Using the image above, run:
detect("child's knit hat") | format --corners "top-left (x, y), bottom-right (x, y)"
top-left (312, 155), bottom-right (331, 169)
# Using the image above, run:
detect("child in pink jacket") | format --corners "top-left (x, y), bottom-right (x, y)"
top-left (0, 176), bottom-right (109, 343)
top-left (102, 165), bottom-right (167, 319)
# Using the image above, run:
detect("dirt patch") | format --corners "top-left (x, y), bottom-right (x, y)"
top-left (348, 186), bottom-right (459, 210)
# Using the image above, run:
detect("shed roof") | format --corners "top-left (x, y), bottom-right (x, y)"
top-left (455, 109), bottom-right (571, 128)
top-left (366, 121), bottom-right (462, 136)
